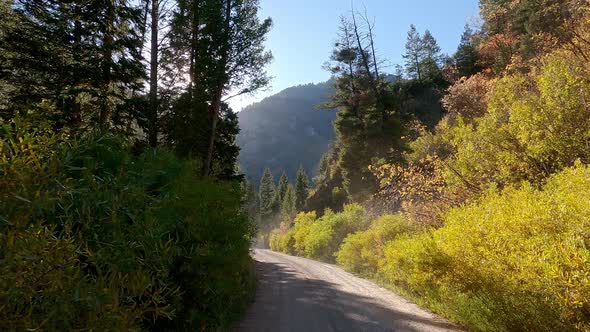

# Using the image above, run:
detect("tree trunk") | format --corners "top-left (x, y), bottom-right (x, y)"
top-left (203, 89), bottom-right (222, 176)
top-left (415, 54), bottom-right (421, 82)
top-left (189, 0), bottom-right (200, 95)
top-left (351, 10), bottom-right (384, 126)
top-left (148, 0), bottom-right (158, 147)
top-left (68, 1), bottom-right (82, 128)
top-left (351, 10), bottom-right (379, 98)
top-left (351, 11), bottom-right (375, 85)
top-left (364, 13), bottom-right (387, 124)
top-left (342, 21), bottom-right (360, 120)
top-left (99, 0), bottom-right (115, 128)
top-left (203, 0), bottom-right (232, 176)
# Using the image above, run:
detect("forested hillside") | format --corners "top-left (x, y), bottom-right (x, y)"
top-left (269, 1), bottom-right (590, 331)
top-left (0, 0), bottom-right (271, 329)
top-left (237, 81), bottom-right (336, 182)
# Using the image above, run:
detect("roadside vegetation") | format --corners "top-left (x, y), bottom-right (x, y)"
top-left (1, 124), bottom-right (255, 330)
top-left (0, 0), bottom-right (271, 330)
top-left (271, 164), bottom-right (590, 330)
top-left (270, 1), bottom-right (590, 331)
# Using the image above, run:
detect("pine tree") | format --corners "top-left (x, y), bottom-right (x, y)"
top-left (167, 0), bottom-right (272, 175)
top-left (323, 16), bottom-right (375, 203)
top-left (403, 24), bottom-right (424, 81)
top-left (277, 172), bottom-right (289, 203)
top-left (211, 103), bottom-right (241, 179)
top-left (420, 32), bottom-right (443, 82)
top-left (95, 0), bottom-right (145, 127)
top-left (0, 0), bottom-right (90, 124)
top-left (295, 165), bottom-right (310, 211)
top-left (259, 168), bottom-right (277, 218)
top-left (281, 184), bottom-right (296, 222)
top-left (314, 153), bottom-right (330, 183)
top-left (324, 14), bottom-right (405, 203)
top-left (403, 25), bottom-right (443, 82)
top-left (0, 0), bottom-right (144, 129)
top-left (422, 30), bottom-right (442, 63)
top-left (454, 25), bottom-right (480, 78)
top-left (204, 0), bottom-right (273, 176)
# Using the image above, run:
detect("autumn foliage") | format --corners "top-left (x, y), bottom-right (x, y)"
top-left (270, 2), bottom-right (590, 331)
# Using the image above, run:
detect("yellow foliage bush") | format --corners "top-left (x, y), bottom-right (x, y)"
top-left (336, 214), bottom-right (415, 275)
top-left (445, 52), bottom-right (590, 190)
top-left (269, 205), bottom-right (367, 262)
top-left (269, 221), bottom-right (297, 254)
top-left (379, 163), bottom-right (590, 331)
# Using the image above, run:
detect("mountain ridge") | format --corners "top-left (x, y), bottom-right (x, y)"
top-left (237, 80), bottom-right (336, 183)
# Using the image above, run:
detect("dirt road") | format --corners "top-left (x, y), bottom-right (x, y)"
top-left (234, 249), bottom-right (460, 332)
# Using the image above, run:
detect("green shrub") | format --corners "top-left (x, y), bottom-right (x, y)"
top-left (0, 122), bottom-right (254, 331)
top-left (336, 214), bottom-right (416, 275)
top-left (378, 163), bottom-right (590, 331)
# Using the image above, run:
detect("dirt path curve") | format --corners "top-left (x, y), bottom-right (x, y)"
top-left (233, 249), bottom-right (461, 332)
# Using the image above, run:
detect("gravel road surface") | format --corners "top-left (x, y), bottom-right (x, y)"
top-left (234, 249), bottom-right (461, 332)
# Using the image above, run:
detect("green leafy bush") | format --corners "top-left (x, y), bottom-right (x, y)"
top-left (0, 121), bottom-right (254, 331)
top-left (336, 214), bottom-right (416, 275)
top-left (378, 163), bottom-right (590, 331)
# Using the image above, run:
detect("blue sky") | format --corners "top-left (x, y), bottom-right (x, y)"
top-left (229, 0), bottom-right (480, 111)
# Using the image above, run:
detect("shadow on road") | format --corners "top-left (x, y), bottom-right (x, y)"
top-left (234, 257), bottom-right (458, 332)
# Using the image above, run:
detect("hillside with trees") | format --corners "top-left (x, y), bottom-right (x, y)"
top-left (237, 81), bottom-right (336, 182)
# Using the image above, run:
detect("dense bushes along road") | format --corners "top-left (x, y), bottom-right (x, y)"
top-left (0, 122), bottom-right (255, 330)
top-left (269, 13), bottom-right (590, 330)
top-left (270, 164), bottom-right (590, 331)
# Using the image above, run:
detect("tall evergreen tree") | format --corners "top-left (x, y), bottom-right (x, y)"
top-left (0, 0), bottom-right (145, 129)
top-left (403, 25), bottom-right (444, 83)
top-left (454, 25), bottom-right (481, 78)
top-left (323, 16), bottom-right (374, 202)
top-left (281, 183), bottom-right (296, 222)
top-left (314, 153), bottom-right (330, 183)
top-left (420, 32), bottom-right (443, 82)
top-left (324, 14), bottom-right (406, 203)
top-left (211, 103), bottom-right (242, 179)
top-left (421, 30), bottom-right (442, 63)
top-left (259, 167), bottom-right (277, 218)
top-left (403, 24), bottom-right (423, 81)
top-left (276, 172), bottom-right (289, 204)
top-left (167, 0), bottom-right (272, 175)
top-left (295, 165), bottom-right (310, 211)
